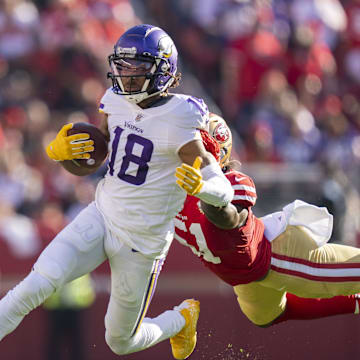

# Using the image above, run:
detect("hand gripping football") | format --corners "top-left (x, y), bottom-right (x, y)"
top-left (61, 122), bottom-right (108, 176)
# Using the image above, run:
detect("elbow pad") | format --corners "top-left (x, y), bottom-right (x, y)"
top-left (195, 163), bottom-right (234, 207)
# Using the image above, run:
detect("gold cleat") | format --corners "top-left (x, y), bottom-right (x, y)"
top-left (170, 299), bottom-right (200, 359)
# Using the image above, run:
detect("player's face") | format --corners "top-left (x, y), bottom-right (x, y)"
top-left (115, 59), bottom-right (153, 92)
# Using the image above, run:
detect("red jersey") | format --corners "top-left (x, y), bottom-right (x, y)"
top-left (174, 170), bottom-right (271, 286)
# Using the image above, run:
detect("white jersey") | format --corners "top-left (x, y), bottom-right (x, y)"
top-left (95, 89), bottom-right (209, 256)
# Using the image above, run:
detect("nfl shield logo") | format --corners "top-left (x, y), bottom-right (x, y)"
top-left (135, 114), bottom-right (144, 122)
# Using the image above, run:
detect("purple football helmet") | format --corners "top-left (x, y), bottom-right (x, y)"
top-left (107, 24), bottom-right (178, 104)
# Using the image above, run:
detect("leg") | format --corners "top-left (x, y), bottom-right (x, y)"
top-left (0, 202), bottom-right (106, 341)
top-left (266, 225), bottom-right (360, 298)
top-left (233, 281), bottom-right (287, 326)
top-left (0, 271), bottom-right (55, 341)
top-left (273, 293), bottom-right (360, 325)
top-left (103, 243), bottom-right (185, 355)
top-left (233, 281), bottom-right (360, 327)
top-left (34, 202), bottom-right (107, 286)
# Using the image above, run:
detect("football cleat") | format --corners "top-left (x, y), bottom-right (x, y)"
top-left (170, 299), bottom-right (200, 359)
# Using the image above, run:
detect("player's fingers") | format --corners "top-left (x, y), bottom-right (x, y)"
top-left (177, 166), bottom-right (196, 177)
top-left (181, 163), bottom-right (201, 176)
top-left (83, 145), bottom-right (95, 152)
top-left (72, 146), bottom-right (94, 154)
top-left (175, 167), bottom-right (187, 177)
top-left (192, 156), bottom-right (202, 170)
top-left (59, 123), bottom-right (73, 136)
top-left (175, 168), bottom-right (197, 183)
top-left (176, 175), bottom-right (196, 190)
top-left (70, 140), bottom-right (94, 148)
top-left (68, 133), bottom-right (90, 143)
top-left (176, 180), bottom-right (196, 195)
top-left (176, 179), bottom-right (190, 191)
top-left (73, 153), bottom-right (91, 160)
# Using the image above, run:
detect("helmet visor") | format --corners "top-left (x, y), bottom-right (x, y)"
top-left (113, 58), bottom-right (154, 75)
top-left (110, 57), bottom-right (155, 94)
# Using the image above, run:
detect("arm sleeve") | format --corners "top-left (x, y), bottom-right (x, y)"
top-left (195, 162), bottom-right (234, 207)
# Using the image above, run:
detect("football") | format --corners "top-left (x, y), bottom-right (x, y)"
top-left (61, 122), bottom-right (108, 176)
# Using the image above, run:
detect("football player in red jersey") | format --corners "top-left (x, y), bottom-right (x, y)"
top-left (175, 113), bottom-right (360, 327)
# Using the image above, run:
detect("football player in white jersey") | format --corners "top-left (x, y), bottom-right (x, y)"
top-left (0, 25), bottom-right (234, 360)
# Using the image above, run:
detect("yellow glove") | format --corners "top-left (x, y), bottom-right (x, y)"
top-left (46, 123), bottom-right (94, 161)
top-left (175, 156), bottom-right (203, 196)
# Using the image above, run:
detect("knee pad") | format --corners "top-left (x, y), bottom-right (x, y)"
top-left (34, 203), bottom-right (105, 289)
top-left (34, 239), bottom-right (78, 289)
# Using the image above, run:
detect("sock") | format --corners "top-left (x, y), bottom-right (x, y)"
top-left (273, 293), bottom-right (360, 325)
top-left (105, 309), bottom-right (185, 355)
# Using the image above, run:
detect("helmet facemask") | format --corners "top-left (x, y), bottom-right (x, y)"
top-left (108, 54), bottom-right (154, 103)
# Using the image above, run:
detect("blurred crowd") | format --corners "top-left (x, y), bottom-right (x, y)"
top-left (148, 0), bottom-right (360, 169)
top-left (1, 0), bottom-right (360, 263)
top-left (145, 0), bottom-right (360, 244)
top-left (0, 0), bottom-right (141, 262)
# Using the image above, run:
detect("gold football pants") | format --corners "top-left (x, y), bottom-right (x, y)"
top-left (234, 225), bottom-right (360, 325)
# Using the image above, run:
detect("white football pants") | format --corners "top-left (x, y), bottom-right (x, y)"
top-left (0, 202), bottom-right (185, 354)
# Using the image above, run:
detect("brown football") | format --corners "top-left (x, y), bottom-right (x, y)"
top-left (61, 122), bottom-right (108, 176)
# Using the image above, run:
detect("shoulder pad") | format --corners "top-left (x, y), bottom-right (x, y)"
top-left (98, 88), bottom-right (128, 114)
top-left (173, 94), bottom-right (209, 131)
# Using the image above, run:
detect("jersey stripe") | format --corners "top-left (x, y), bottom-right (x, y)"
top-left (271, 256), bottom-right (360, 282)
top-left (272, 252), bottom-right (360, 269)
top-left (232, 184), bottom-right (256, 192)
top-left (228, 172), bottom-right (257, 207)
top-left (131, 258), bottom-right (164, 336)
top-left (233, 194), bottom-right (257, 203)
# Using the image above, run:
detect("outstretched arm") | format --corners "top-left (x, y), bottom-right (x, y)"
top-left (176, 145), bottom-right (254, 229)
top-left (177, 141), bottom-right (234, 208)
top-left (200, 201), bottom-right (248, 230)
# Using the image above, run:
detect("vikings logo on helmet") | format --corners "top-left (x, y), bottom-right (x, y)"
top-left (158, 36), bottom-right (173, 58)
